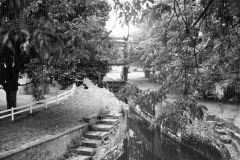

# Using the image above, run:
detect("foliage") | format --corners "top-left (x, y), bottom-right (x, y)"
top-left (114, 0), bottom-right (240, 102)
top-left (97, 106), bottom-right (111, 119)
top-left (32, 85), bottom-right (45, 101)
top-left (118, 83), bottom-right (207, 133)
top-left (181, 133), bottom-right (228, 160)
top-left (158, 97), bottom-right (208, 133)
top-left (0, 0), bottom-right (112, 108)
top-left (51, 58), bottom-right (111, 89)
top-left (116, 83), bottom-right (142, 104)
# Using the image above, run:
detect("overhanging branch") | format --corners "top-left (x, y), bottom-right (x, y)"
top-left (191, 0), bottom-right (215, 28)
top-left (18, 81), bottom-right (33, 86)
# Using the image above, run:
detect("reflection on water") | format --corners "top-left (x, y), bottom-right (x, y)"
top-left (116, 113), bottom-right (212, 160)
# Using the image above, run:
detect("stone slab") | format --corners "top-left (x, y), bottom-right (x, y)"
top-left (106, 113), bottom-right (122, 119)
top-left (72, 147), bottom-right (96, 156)
top-left (82, 139), bottom-right (102, 148)
top-left (84, 131), bottom-right (110, 140)
top-left (99, 119), bottom-right (119, 125)
top-left (231, 139), bottom-right (240, 156)
top-left (93, 124), bottom-right (115, 132)
top-left (224, 144), bottom-right (238, 160)
top-left (83, 114), bottom-right (98, 123)
top-left (215, 128), bottom-right (228, 135)
top-left (69, 155), bottom-right (91, 160)
top-left (215, 122), bottom-right (225, 128)
top-left (220, 135), bottom-right (232, 144)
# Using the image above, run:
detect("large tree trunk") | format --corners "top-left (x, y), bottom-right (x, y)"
top-left (1, 39), bottom-right (22, 110)
top-left (3, 76), bottom-right (19, 110)
top-left (5, 88), bottom-right (18, 110)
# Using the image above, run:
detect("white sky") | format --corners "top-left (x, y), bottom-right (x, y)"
top-left (105, 0), bottom-right (139, 37)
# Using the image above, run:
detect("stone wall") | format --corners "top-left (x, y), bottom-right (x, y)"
top-left (0, 124), bottom-right (88, 160)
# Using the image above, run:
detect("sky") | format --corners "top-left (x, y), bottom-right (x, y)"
top-left (105, 0), bottom-right (139, 38)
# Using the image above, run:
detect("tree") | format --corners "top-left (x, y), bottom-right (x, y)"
top-left (0, 0), bottom-right (112, 109)
top-left (0, 0), bottom-right (64, 109)
top-left (46, 0), bottom-right (112, 88)
top-left (114, 0), bottom-right (240, 133)
top-left (114, 0), bottom-right (240, 99)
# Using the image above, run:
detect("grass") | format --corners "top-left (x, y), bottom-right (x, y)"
top-left (0, 79), bottom-right (125, 154)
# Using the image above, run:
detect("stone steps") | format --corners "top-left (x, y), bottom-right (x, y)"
top-left (224, 144), bottom-right (238, 160)
top-left (106, 113), bottom-right (122, 119)
top-left (83, 114), bottom-right (98, 123)
top-left (99, 118), bottom-right (119, 125)
top-left (211, 118), bottom-right (240, 160)
top-left (82, 139), bottom-right (102, 148)
top-left (215, 128), bottom-right (228, 135)
top-left (93, 124), bottom-right (115, 132)
top-left (69, 155), bottom-right (91, 160)
top-left (219, 135), bottom-right (232, 144)
top-left (231, 139), bottom-right (240, 157)
top-left (68, 112), bottom-right (122, 160)
top-left (84, 131), bottom-right (110, 140)
top-left (72, 147), bottom-right (97, 156)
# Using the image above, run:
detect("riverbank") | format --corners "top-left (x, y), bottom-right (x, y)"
top-left (124, 70), bottom-right (240, 129)
top-left (125, 70), bottom-right (240, 160)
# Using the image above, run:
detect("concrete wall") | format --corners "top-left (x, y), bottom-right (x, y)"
top-left (0, 123), bottom-right (88, 160)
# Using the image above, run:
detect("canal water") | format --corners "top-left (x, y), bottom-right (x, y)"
top-left (116, 110), bottom-right (213, 160)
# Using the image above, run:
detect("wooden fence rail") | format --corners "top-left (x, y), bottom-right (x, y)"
top-left (0, 84), bottom-right (76, 121)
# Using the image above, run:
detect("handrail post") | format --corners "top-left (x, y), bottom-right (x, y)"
top-left (45, 99), bottom-right (47, 109)
top-left (71, 89), bottom-right (74, 103)
top-left (30, 103), bottom-right (32, 114)
top-left (11, 107), bottom-right (14, 121)
top-left (56, 95), bottom-right (59, 105)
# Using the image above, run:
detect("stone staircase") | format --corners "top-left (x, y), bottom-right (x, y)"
top-left (206, 115), bottom-right (240, 160)
top-left (67, 113), bottom-right (122, 160)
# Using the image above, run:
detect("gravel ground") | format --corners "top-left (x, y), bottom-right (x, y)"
top-left (0, 79), bottom-right (126, 154)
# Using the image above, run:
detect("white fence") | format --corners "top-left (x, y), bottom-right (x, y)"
top-left (0, 84), bottom-right (76, 121)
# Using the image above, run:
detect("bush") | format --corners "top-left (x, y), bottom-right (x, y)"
top-left (97, 107), bottom-right (110, 119)
top-left (22, 80), bottom-right (33, 94)
top-left (22, 79), bottom-right (51, 95)
top-left (223, 85), bottom-right (240, 102)
top-left (144, 69), bottom-right (150, 78)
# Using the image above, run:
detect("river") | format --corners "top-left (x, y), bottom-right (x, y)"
top-left (115, 109), bottom-right (214, 160)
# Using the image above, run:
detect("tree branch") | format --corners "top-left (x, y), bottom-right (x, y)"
top-left (18, 81), bottom-right (33, 86)
top-left (191, 0), bottom-right (215, 28)
top-left (175, 0), bottom-right (188, 29)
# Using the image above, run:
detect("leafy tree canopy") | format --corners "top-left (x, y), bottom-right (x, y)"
top-left (0, 0), bottom-right (112, 109)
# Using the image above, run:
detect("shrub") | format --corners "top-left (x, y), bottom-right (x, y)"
top-left (97, 107), bottom-right (111, 119)
top-left (22, 79), bottom-right (51, 95)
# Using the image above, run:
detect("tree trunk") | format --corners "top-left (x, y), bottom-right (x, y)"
top-left (5, 89), bottom-right (18, 110)
top-left (3, 80), bottom-right (18, 110)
